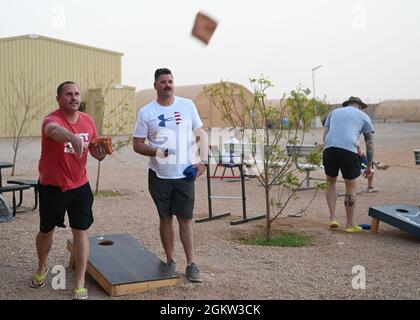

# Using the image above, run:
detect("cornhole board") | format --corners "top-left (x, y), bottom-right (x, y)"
top-left (67, 234), bottom-right (179, 296)
top-left (368, 204), bottom-right (420, 238)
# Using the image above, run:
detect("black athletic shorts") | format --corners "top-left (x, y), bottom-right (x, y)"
top-left (38, 182), bottom-right (94, 233)
top-left (148, 169), bottom-right (195, 220)
top-left (323, 147), bottom-right (361, 180)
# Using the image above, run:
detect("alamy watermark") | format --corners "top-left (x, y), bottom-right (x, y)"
top-left (352, 5), bottom-right (367, 30)
top-left (154, 127), bottom-right (265, 167)
top-left (352, 265), bottom-right (366, 290)
top-left (51, 264), bottom-right (66, 290)
top-left (51, 5), bottom-right (66, 29)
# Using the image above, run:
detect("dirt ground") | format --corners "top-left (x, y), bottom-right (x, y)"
top-left (0, 122), bottom-right (419, 300)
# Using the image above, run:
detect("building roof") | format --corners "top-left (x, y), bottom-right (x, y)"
top-left (375, 99), bottom-right (420, 121)
top-left (0, 34), bottom-right (123, 56)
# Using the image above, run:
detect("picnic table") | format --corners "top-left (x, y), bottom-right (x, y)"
top-left (0, 162), bottom-right (13, 188)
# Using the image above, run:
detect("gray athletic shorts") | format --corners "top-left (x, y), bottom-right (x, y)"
top-left (148, 169), bottom-right (195, 219)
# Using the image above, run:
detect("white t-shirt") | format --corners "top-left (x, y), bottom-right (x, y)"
top-left (133, 96), bottom-right (203, 179)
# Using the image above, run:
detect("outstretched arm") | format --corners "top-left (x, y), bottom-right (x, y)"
top-left (44, 122), bottom-right (87, 158)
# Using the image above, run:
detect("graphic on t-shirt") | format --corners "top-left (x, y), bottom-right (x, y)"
top-left (174, 112), bottom-right (182, 124)
top-left (158, 114), bottom-right (174, 127)
top-left (64, 132), bottom-right (89, 153)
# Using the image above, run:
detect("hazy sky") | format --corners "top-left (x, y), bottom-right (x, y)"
top-left (1, 0), bottom-right (419, 103)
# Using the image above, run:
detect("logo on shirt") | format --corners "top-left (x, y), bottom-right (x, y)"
top-left (158, 114), bottom-right (174, 127)
top-left (174, 112), bottom-right (182, 124)
top-left (158, 112), bottom-right (182, 127)
top-left (64, 133), bottom-right (89, 154)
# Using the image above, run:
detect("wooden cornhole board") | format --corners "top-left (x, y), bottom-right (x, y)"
top-left (67, 234), bottom-right (179, 296)
top-left (368, 204), bottom-right (420, 238)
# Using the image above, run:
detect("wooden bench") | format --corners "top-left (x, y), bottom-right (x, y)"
top-left (286, 144), bottom-right (323, 190)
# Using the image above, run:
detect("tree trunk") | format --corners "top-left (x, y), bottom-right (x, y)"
top-left (264, 117), bottom-right (272, 242)
top-left (95, 160), bottom-right (101, 195)
top-left (11, 106), bottom-right (29, 176)
top-left (265, 185), bottom-right (272, 241)
top-left (11, 142), bottom-right (19, 176)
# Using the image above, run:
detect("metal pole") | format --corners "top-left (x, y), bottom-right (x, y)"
top-left (312, 69), bottom-right (316, 99)
top-left (240, 145), bottom-right (247, 220)
top-left (240, 164), bottom-right (247, 220)
top-left (195, 148), bottom-right (231, 223)
top-left (206, 163), bottom-right (213, 218)
top-left (311, 65), bottom-right (322, 99)
top-left (311, 65), bottom-right (322, 128)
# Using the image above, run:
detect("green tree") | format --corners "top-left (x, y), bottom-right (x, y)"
top-left (206, 76), bottom-right (326, 241)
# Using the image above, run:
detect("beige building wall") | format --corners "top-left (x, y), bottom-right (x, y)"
top-left (135, 82), bottom-right (255, 128)
top-left (0, 34), bottom-right (128, 137)
top-left (87, 86), bottom-right (136, 135)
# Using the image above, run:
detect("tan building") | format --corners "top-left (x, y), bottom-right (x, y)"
top-left (267, 99), bottom-right (290, 118)
top-left (135, 82), bottom-right (255, 128)
top-left (0, 34), bottom-right (135, 137)
top-left (374, 100), bottom-right (420, 122)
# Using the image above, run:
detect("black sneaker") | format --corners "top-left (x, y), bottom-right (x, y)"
top-left (166, 260), bottom-right (177, 273)
top-left (186, 263), bottom-right (202, 283)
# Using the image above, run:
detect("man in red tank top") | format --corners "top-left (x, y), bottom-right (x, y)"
top-left (31, 81), bottom-right (107, 300)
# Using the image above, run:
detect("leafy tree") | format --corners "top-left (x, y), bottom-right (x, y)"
top-left (205, 76), bottom-right (326, 240)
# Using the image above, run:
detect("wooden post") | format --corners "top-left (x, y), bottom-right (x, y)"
top-left (371, 218), bottom-right (380, 234)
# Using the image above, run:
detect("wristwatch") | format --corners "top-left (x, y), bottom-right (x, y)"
top-left (200, 159), bottom-right (209, 165)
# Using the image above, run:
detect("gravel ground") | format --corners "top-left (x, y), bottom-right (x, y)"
top-left (0, 122), bottom-right (419, 300)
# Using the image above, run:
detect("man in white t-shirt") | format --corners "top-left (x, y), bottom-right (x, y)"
top-left (133, 68), bottom-right (208, 282)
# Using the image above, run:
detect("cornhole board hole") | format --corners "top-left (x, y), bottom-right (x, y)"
top-left (368, 205), bottom-right (420, 238)
top-left (67, 234), bottom-right (179, 296)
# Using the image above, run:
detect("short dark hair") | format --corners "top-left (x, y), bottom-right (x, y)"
top-left (154, 68), bottom-right (172, 82)
top-left (57, 81), bottom-right (79, 96)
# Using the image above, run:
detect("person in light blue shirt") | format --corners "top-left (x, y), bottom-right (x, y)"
top-left (322, 97), bottom-right (375, 233)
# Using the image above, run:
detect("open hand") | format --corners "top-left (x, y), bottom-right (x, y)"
top-left (70, 134), bottom-right (88, 158)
